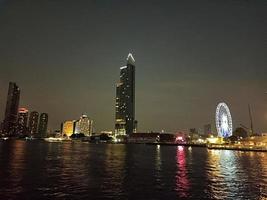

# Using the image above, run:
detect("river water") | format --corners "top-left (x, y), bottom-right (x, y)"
top-left (0, 140), bottom-right (266, 200)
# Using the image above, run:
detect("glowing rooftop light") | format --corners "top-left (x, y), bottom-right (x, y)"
top-left (81, 114), bottom-right (88, 118)
top-left (19, 108), bottom-right (28, 113)
top-left (127, 53), bottom-right (135, 62)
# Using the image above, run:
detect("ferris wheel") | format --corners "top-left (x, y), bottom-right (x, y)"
top-left (215, 102), bottom-right (233, 138)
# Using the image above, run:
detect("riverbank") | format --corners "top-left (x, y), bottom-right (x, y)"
top-left (146, 142), bottom-right (267, 152)
top-left (145, 142), bottom-right (206, 147)
top-left (207, 144), bottom-right (267, 152)
top-left (1, 138), bottom-right (267, 152)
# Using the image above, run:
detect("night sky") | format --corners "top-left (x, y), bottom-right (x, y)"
top-left (0, 0), bottom-right (266, 133)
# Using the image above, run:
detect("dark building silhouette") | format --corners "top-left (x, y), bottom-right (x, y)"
top-left (28, 111), bottom-right (39, 136)
top-left (115, 53), bottom-right (135, 136)
top-left (38, 113), bottom-right (48, 138)
top-left (17, 108), bottom-right (29, 137)
top-left (189, 128), bottom-right (198, 135)
top-left (204, 124), bottom-right (212, 136)
top-left (134, 120), bottom-right (138, 133)
top-left (0, 122), bottom-right (3, 134)
top-left (2, 82), bottom-right (20, 136)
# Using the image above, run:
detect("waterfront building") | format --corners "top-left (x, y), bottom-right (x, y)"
top-left (127, 132), bottom-right (159, 143)
top-left (188, 128), bottom-right (200, 142)
top-left (127, 132), bottom-right (176, 143)
top-left (204, 124), bottom-right (211, 136)
top-left (134, 120), bottom-right (138, 133)
top-left (115, 53), bottom-right (136, 136)
top-left (189, 128), bottom-right (198, 135)
top-left (28, 111), bottom-right (39, 136)
top-left (100, 131), bottom-right (113, 137)
top-left (74, 114), bottom-right (93, 136)
top-left (74, 120), bottom-right (79, 134)
top-left (0, 122), bottom-right (3, 135)
top-left (38, 113), bottom-right (48, 138)
top-left (17, 108), bottom-right (29, 137)
top-left (2, 82), bottom-right (20, 136)
top-left (62, 121), bottom-right (75, 137)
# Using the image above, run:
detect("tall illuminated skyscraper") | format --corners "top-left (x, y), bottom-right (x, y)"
top-left (3, 82), bottom-right (20, 136)
top-left (17, 108), bottom-right (29, 137)
top-left (28, 111), bottom-right (39, 136)
top-left (38, 113), bottom-right (48, 138)
top-left (115, 53), bottom-right (136, 136)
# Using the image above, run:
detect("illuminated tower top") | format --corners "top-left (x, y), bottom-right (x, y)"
top-left (127, 53), bottom-right (135, 66)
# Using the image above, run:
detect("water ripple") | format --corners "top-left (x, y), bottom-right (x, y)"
top-left (0, 141), bottom-right (266, 199)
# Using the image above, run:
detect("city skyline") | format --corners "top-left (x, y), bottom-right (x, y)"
top-left (0, 0), bottom-right (266, 133)
top-left (0, 1), bottom-right (266, 199)
top-left (0, 81), bottom-right (49, 137)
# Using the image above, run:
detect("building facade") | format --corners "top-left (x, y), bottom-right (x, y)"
top-left (62, 121), bottom-right (74, 137)
top-left (28, 111), bottom-right (39, 136)
top-left (17, 108), bottom-right (29, 137)
top-left (2, 82), bottom-right (20, 136)
top-left (204, 124), bottom-right (212, 136)
top-left (38, 113), bottom-right (48, 138)
top-left (74, 114), bottom-right (93, 136)
top-left (115, 53), bottom-right (136, 136)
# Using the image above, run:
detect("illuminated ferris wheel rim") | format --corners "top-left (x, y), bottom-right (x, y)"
top-left (215, 102), bottom-right (233, 137)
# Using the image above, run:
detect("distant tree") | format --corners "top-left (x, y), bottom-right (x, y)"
top-left (233, 127), bottom-right (248, 138)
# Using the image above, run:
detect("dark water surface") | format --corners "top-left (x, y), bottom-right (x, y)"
top-left (0, 140), bottom-right (266, 200)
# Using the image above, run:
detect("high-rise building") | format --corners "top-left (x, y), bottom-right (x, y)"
top-left (28, 111), bottom-right (39, 136)
top-left (74, 120), bottom-right (79, 134)
top-left (2, 82), bottom-right (20, 136)
top-left (62, 121), bottom-right (74, 137)
top-left (38, 113), bottom-right (48, 138)
top-left (74, 114), bottom-right (93, 136)
top-left (115, 53), bottom-right (135, 136)
top-left (0, 122), bottom-right (3, 135)
top-left (17, 108), bottom-right (29, 137)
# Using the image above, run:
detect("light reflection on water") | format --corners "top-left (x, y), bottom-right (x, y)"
top-left (206, 150), bottom-right (237, 199)
top-left (175, 146), bottom-right (190, 198)
top-left (206, 149), bottom-right (267, 200)
top-left (4, 141), bottom-right (26, 197)
top-left (102, 144), bottom-right (126, 197)
top-left (155, 144), bottom-right (161, 173)
top-left (0, 141), bottom-right (266, 200)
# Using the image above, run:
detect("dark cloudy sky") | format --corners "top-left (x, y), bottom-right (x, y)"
top-left (0, 0), bottom-right (266, 133)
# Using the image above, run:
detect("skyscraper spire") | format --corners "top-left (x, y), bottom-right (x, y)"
top-left (127, 53), bottom-right (135, 65)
